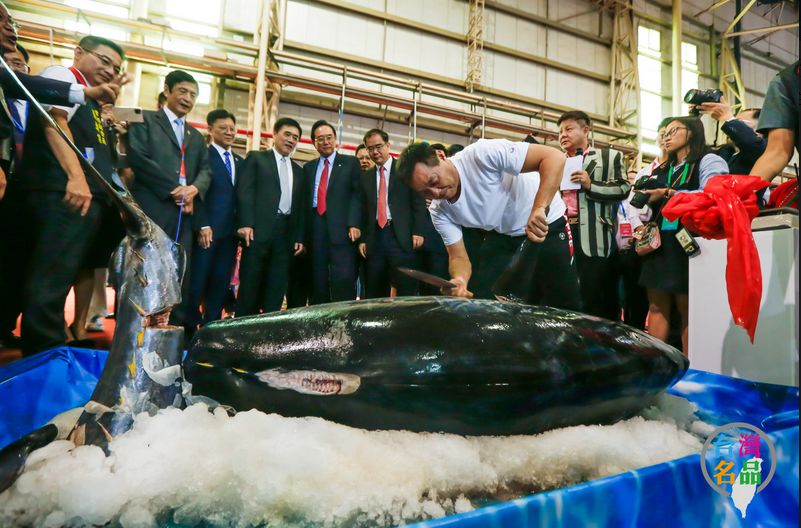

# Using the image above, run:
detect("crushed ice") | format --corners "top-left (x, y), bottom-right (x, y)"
top-left (0, 394), bottom-right (708, 527)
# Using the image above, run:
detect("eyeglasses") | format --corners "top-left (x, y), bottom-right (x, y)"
top-left (314, 134), bottom-right (335, 144)
top-left (365, 143), bottom-right (386, 153)
top-left (4, 59), bottom-right (29, 72)
top-left (2, 16), bottom-right (19, 32)
top-left (662, 127), bottom-right (687, 138)
top-left (82, 47), bottom-right (123, 75)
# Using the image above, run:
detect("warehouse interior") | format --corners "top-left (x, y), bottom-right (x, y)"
top-left (7, 0), bottom-right (799, 165)
top-left (0, 1), bottom-right (799, 526)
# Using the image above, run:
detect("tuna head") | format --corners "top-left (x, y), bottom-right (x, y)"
top-left (70, 208), bottom-right (187, 449)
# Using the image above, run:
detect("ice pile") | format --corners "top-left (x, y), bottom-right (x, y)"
top-left (0, 394), bottom-right (707, 527)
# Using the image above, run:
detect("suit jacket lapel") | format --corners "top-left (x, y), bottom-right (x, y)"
top-left (386, 158), bottom-right (396, 199)
top-left (155, 109), bottom-right (180, 150)
top-left (267, 149), bottom-right (280, 188)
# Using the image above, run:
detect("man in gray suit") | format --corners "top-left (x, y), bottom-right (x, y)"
top-left (127, 70), bottom-right (211, 330)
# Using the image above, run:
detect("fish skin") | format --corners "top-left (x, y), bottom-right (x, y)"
top-left (68, 192), bottom-right (186, 449)
top-left (0, 425), bottom-right (57, 494)
top-left (184, 297), bottom-right (689, 436)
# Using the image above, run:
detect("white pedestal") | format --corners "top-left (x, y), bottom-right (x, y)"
top-left (689, 227), bottom-right (798, 386)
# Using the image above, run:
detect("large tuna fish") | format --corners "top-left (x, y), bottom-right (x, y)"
top-left (184, 297), bottom-right (689, 436)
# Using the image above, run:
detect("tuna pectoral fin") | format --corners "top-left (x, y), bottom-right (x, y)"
top-left (255, 369), bottom-right (361, 396)
top-left (0, 424), bottom-right (58, 494)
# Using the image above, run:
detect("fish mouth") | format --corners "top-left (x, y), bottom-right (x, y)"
top-left (142, 308), bottom-right (176, 329)
top-left (256, 369), bottom-right (361, 396)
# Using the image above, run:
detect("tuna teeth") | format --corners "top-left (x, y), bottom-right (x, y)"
top-left (256, 369), bottom-right (361, 396)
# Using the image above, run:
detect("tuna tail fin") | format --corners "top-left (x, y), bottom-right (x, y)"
top-left (0, 424), bottom-right (58, 494)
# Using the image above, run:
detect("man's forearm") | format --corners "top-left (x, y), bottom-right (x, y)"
top-left (448, 253), bottom-right (472, 282)
top-left (751, 129), bottom-right (795, 182)
top-left (532, 151), bottom-right (563, 212)
top-left (44, 117), bottom-right (84, 182)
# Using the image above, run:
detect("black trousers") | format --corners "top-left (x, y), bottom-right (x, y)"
top-left (476, 218), bottom-right (581, 310)
top-left (286, 252), bottom-right (311, 309)
top-left (21, 191), bottom-right (104, 355)
top-left (570, 223), bottom-right (620, 320)
top-left (416, 249), bottom-right (449, 296)
top-left (171, 212), bottom-right (194, 330)
top-left (310, 212), bottom-right (357, 304)
top-left (365, 223), bottom-right (418, 298)
top-left (0, 181), bottom-right (30, 338)
top-left (618, 248), bottom-right (648, 330)
top-left (237, 215), bottom-right (291, 315)
top-left (186, 234), bottom-right (237, 328)
top-left (462, 227), bottom-right (487, 293)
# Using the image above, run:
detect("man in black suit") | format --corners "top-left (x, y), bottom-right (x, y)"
top-left (358, 129), bottom-right (426, 298)
top-left (0, 3), bottom-right (123, 202)
top-left (17, 35), bottom-right (126, 355)
top-left (416, 144), bottom-right (449, 294)
top-left (303, 120), bottom-right (362, 304)
top-left (127, 70), bottom-right (211, 329)
top-left (186, 109), bottom-right (242, 330)
top-left (236, 117), bottom-right (306, 314)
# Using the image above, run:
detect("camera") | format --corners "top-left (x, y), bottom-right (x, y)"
top-left (684, 88), bottom-right (723, 116)
top-left (629, 175), bottom-right (661, 209)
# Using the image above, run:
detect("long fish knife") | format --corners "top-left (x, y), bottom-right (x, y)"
top-left (397, 267), bottom-right (457, 289)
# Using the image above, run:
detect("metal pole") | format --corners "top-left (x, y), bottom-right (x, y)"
top-left (338, 67), bottom-right (347, 153)
top-left (250, 0), bottom-right (271, 151)
top-left (671, 0), bottom-right (682, 117)
top-left (733, 0), bottom-right (742, 73)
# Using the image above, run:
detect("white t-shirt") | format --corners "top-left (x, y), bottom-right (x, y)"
top-left (429, 139), bottom-right (566, 246)
top-left (40, 65), bottom-right (85, 122)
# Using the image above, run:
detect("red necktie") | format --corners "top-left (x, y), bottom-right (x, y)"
top-left (317, 158), bottom-right (329, 215)
top-left (377, 165), bottom-right (388, 228)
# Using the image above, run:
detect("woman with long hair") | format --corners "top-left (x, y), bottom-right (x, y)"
top-left (638, 117), bottom-right (729, 355)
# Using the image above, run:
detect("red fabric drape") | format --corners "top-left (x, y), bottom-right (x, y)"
top-left (662, 175), bottom-right (769, 342)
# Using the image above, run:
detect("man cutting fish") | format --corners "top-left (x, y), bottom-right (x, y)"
top-left (396, 138), bottom-right (580, 310)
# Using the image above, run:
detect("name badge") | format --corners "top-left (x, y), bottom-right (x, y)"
top-left (619, 222), bottom-right (633, 238)
top-left (83, 147), bottom-right (95, 165)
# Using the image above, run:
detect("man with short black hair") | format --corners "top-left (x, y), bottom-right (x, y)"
top-left (186, 109), bottom-right (243, 329)
top-left (557, 109), bottom-right (630, 319)
top-left (397, 139), bottom-right (579, 309)
top-left (236, 117), bottom-right (306, 314)
top-left (17, 34), bottom-right (127, 355)
top-left (355, 143), bottom-right (374, 171)
top-left (358, 129), bottom-right (426, 298)
top-left (128, 69), bottom-right (212, 331)
top-left (302, 119), bottom-right (362, 304)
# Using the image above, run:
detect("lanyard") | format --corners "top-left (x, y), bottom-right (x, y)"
top-left (179, 141), bottom-right (187, 186)
top-left (7, 101), bottom-right (26, 134)
top-left (618, 202), bottom-right (629, 220)
top-left (666, 163), bottom-right (691, 189)
top-left (68, 66), bottom-right (89, 87)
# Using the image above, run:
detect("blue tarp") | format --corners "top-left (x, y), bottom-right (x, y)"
top-left (1, 347), bottom-right (798, 527)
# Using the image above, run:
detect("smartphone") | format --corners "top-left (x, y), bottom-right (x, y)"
top-left (112, 106), bottom-right (144, 123)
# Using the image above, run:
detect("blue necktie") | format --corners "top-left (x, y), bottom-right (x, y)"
top-left (174, 118), bottom-right (184, 147)
top-left (223, 151), bottom-right (233, 183)
top-left (7, 99), bottom-right (24, 164)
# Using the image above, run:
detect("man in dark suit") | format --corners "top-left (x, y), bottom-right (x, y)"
top-left (358, 129), bottom-right (426, 298)
top-left (0, 3), bottom-right (123, 202)
top-left (236, 117), bottom-right (306, 314)
top-left (16, 35), bottom-right (126, 355)
top-left (416, 144), bottom-right (449, 294)
top-left (303, 120), bottom-right (362, 304)
top-left (186, 109), bottom-right (242, 330)
top-left (127, 70), bottom-right (211, 329)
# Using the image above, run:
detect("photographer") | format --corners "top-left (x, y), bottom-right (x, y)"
top-left (690, 95), bottom-right (766, 175)
top-left (637, 117), bottom-right (728, 356)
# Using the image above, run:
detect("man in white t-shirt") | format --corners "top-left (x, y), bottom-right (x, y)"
top-left (397, 139), bottom-right (581, 310)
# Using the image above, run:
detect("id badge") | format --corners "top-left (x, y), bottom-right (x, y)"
top-left (619, 222), bottom-right (632, 238)
top-left (661, 217), bottom-right (679, 231)
top-left (83, 147), bottom-right (95, 165)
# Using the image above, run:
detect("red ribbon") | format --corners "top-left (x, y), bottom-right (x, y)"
top-left (662, 175), bottom-right (769, 342)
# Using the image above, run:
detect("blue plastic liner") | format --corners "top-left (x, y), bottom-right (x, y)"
top-left (1, 348), bottom-right (798, 527)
